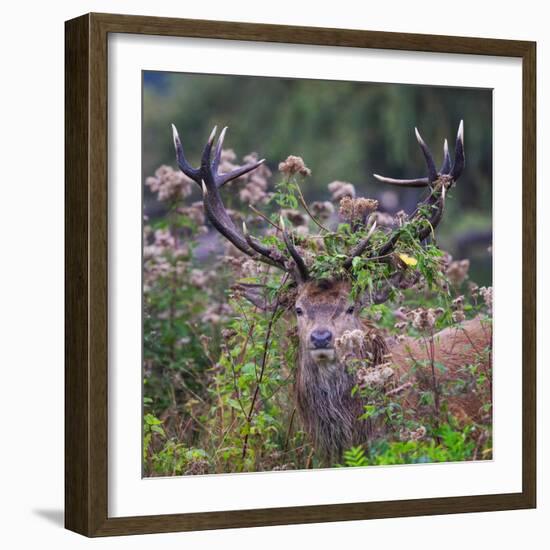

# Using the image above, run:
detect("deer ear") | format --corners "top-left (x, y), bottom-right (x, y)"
top-left (232, 283), bottom-right (276, 311)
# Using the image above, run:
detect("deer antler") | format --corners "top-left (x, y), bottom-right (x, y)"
top-left (172, 124), bottom-right (309, 282)
top-left (372, 120), bottom-right (465, 257)
top-left (373, 120), bottom-right (464, 188)
top-left (279, 216), bottom-right (310, 282)
top-left (343, 121), bottom-right (464, 300)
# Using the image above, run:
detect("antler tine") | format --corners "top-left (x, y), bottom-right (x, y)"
top-left (172, 123), bottom-right (293, 274)
top-left (205, 126), bottom-right (265, 187)
top-left (372, 174), bottom-right (430, 187)
top-left (414, 127), bottom-right (438, 183)
top-left (440, 139), bottom-right (451, 175)
top-left (217, 158), bottom-right (267, 188)
top-left (450, 120), bottom-right (465, 180)
top-left (368, 121), bottom-right (464, 261)
top-left (211, 126), bottom-right (227, 174)
top-left (280, 216), bottom-right (309, 283)
top-left (373, 126), bottom-right (442, 188)
top-left (172, 124), bottom-right (201, 183)
top-left (172, 123), bottom-right (266, 189)
top-left (199, 126), bottom-right (218, 188)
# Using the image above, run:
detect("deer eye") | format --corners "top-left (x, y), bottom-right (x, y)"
top-left (346, 305), bottom-right (355, 315)
top-left (295, 306), bottom-right (304, 316)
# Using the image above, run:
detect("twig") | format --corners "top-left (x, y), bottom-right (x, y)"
top-left (295, 182), bottom-right (330, 232)
top-left (305, 446), bottom-right (315, 469)
top-left (284, 408), bottom-right (296, 453)
top-left (249, 204), bottom-right (282, 231)
top-left (232, 299), bottom-right (258, 370)
top-left (424, 331), bottom-right (441, 440)
top-left (385, 381), bottom-right (413, 397)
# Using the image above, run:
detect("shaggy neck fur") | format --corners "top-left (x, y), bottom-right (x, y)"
top-left (295, 322), bottom-right (388, 461)
top-left (295, 351), bottom-right (364, 461)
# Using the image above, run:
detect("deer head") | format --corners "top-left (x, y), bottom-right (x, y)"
top-left (171, 121), bottom-right (465, 458)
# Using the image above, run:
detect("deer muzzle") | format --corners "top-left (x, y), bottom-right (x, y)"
top-left (310, 329), bottom-right (333, 349)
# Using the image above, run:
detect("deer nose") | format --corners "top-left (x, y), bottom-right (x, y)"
top-left (311, 329), bottom-right (333, 349)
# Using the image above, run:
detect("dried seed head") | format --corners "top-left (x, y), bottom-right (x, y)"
top-left (478, 286), bottom-right (493, 314)
top-left (446, 259), bottom-right (470, 286)
top-left (452, 295), bottom-right (465, 310)
top-left (278, 155), bottom-right (311, 177)
top-left (309, 201), bottom-right (335, 220)
top-left (338, 196), bottom-right (378, 223)
top-left (146, 164), bottom-right (193, 201)
top-left (356, 364), bottom-right (394, 388)
top-left (407, 307), bottom-right (443, 331)
top-left (328, 180), bottom-right (356, 201)
top-left (468, 281), bottom-right (479, 295)
top-left (452, 310), bottom-right (466, 323)
top-left (394, 209), bottom-right (408, 226)
top-left (370, 211), bottom-right (394, 227)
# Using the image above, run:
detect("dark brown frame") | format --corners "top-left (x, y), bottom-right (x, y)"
top-left (65, 12), bottom-right (537, 537)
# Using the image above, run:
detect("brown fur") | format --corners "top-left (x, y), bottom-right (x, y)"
top-left (389, 317), bottom-right (492, 422)
top-left (294, 280), bottom-right (368, 459)
top-left (291, 280), bottom-right (492, 459)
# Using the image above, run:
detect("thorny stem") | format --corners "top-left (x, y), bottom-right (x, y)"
top-left (460, 324), bottom-right (493, 403)
top-left (223, 343), bottom-right (247, 417)
top-left (233, 300), bottom-right (257, 372)
top-left (214, 375), bottom-right (224, 436)
top-left (241, 281), bottom-right (286, 460)
top-left (284, 408), bottom-right (297, 453)
top-left (424, 330), bottom-right (441, 442)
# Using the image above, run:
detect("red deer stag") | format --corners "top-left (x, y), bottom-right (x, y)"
top-left (171, 121), bottom-right (492, 460)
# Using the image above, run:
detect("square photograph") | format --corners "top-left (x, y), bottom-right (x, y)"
top-left (142, 71), bottom-right (493, 476)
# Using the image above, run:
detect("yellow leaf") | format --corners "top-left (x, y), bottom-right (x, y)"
top-left (398, 253), bottom-right (418, 267)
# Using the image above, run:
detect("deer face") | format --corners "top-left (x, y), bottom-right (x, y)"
top-left (294, 280), bottom-right (362, 365)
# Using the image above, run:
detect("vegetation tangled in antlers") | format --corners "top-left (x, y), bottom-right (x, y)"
top-left (171, 121), bottom-right (464, 301)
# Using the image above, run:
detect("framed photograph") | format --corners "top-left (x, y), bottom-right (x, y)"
top-left (65, 12), bottom-right (536, 537)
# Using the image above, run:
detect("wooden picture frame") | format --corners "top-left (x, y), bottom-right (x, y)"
top-left (65, 12), bottom-right (536, 537)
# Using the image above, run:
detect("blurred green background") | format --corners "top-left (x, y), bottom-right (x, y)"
top-left (143, 71), bottom-right (492, 285)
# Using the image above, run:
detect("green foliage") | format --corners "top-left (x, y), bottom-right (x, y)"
top-left (361, 426), bottom-right (476, 466)
top-left (271, 176), bottom-right (300, 211)
top-left (341, 446), bottom-right (369, 467)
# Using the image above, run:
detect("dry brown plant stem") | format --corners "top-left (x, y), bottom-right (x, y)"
top-left (295, 182), bottom-right (330, 233)
top-left (284, 408), bottom-right (297, 453)
top-left (248, 204), bottom-right (283, 231)
top-left (424, 330), bottom-right (441, 442)
top-left (241, 282), bottom-right (286, 460)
